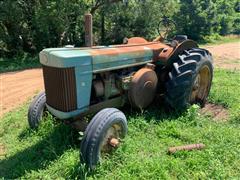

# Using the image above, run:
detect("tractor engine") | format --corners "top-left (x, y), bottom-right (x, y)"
top-left (90, 63), bottom-right (158, 110)
top-left (91, 69), bottom-right (134, 103)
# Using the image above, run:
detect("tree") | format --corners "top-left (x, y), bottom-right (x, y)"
top-left (0, 0), bottom-right (239, 57)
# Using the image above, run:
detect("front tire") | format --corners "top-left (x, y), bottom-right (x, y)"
top-left (80, 108), bottom-right (127, 170)
top-left (165, 48), bottom-right (213, 110)
top-left (28, 91), bottom-right (46, 129)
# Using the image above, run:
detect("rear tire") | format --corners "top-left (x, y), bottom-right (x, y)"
top-left (80, 108), bottom-right (127, 170)
top-left (28, 91), bottom-right (46, 129)
top-left (165, 48), bottom-right (213, 110)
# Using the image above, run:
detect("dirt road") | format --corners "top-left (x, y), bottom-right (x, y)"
top-left (0, 41), bottom-right (239, 117)
top-left (0, 69), bottom-right (44, 117)
top-left (204, 41), bottom-right (240, 70)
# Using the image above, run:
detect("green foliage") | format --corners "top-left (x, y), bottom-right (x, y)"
top-left (0, 0), bottom-right (239, 57)
top-left (0, 55), bottom-right (40, 73)
top-left (0, 69), bottom-right (240, 179)
top-left (175, 0), bottom-right (239, 40)
top-left (0, 0), bottom-right (88, 57)
top-left (202, 33), bottom-right (222, 43)
top-left (95, 0), bottom-right (179, 44)
top-left (216, 0), bottom-right (239, 35)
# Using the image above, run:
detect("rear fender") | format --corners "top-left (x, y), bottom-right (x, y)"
top-left (156, 40), bottom-right (198, 65)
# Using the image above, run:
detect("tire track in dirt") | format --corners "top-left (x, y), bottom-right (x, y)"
top-left (0, 41), bottom-right (239, 117)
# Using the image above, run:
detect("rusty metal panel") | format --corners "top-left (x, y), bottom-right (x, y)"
top-left (42, 65), bottom-right (77, 112)
top-left (39, 41), bottom-right (170, 70)
top-left (40, 40), bottom-right (197, 71)
top-left (85, 14), bottom-right (93, 47)
top-left (90, 43), bottom-right (167, 72)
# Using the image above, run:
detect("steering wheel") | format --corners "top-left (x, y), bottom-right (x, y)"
top-left (157, 16), bottom-right (176, 40)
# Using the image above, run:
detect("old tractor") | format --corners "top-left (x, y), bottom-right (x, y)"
top-left (27, 16), bottom-right (213, 169)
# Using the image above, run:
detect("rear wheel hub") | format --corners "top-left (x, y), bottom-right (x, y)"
top-left (190, 65), bottom-right (211, 104)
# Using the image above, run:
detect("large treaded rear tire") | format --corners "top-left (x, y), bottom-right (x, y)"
top-left (165, 48), bottom-right (213, 110)
top-left (28, 91), bottom-right (46, 129)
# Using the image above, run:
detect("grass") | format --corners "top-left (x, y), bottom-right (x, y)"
top-left (200, 35), bottom-right (240, 46)
top-left (0, 69), bottom-right (240, 179)
top-left (0, 55), bottom-right (40, 73)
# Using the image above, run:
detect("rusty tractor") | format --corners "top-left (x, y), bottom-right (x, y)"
top-left (28, 15), bottom-right (213, 169)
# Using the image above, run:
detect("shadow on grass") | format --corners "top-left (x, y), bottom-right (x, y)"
top-left (0, 97), bottom-right (187, 179)
top-left (122, 97), bottom-right (186, 124)
top-left (0, 124), bottom-right (78, 179)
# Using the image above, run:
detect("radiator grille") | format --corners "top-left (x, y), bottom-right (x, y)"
top-left (42, 65), bottom-right (77, 112)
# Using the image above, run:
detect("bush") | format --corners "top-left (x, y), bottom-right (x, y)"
top-left (202, 33), bottom-right (222, 43)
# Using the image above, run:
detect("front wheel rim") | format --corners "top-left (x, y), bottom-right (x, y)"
top-left (99, 123), bottom-right (124, 157)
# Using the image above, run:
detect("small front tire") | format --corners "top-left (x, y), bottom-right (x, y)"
top-left (80, 108), bottom-right (127, 170)
top-left (28, 91), bottom-right (46, 129)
